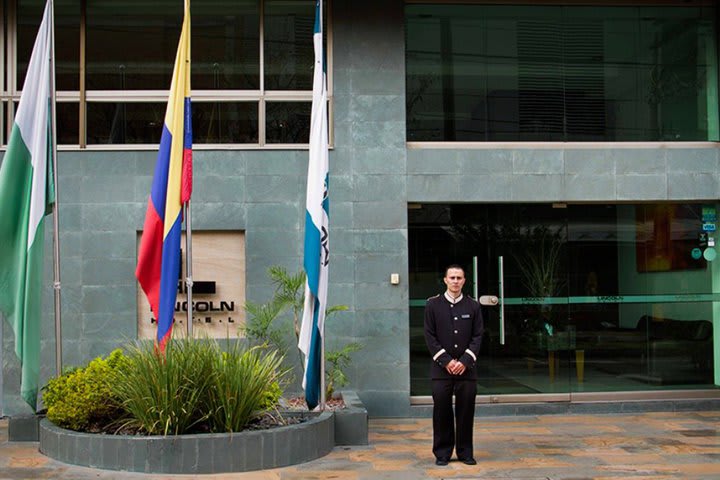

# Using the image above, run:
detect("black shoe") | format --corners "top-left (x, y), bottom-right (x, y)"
top-left (435, 458), bottom-right (450, 466)
top-left (459, 458), bottom-right (477, 465)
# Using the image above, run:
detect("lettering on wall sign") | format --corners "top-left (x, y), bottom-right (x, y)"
top-left (137, 231), bottom-right (246, 339)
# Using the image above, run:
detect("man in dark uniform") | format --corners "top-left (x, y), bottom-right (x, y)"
top-left (424, 264), bottom-right (484, 466)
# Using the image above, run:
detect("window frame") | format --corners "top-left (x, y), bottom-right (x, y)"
top-left (1, 0), bottom-right (333, 149)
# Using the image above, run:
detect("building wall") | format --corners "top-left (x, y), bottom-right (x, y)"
top-left (3, 0), bottom-right (719, 417)
top-left (407, 147), bottom-right (719, 203)
top-left (331, 0), bottom-right (410, 416)
top-left (2, 0), bottom-right (413, 417)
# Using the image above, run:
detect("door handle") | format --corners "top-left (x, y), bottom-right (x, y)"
top-left (473, 255), bottom-right (503, 344)
top-left (479, 295), bottom-right (498, 306)
top-left (473, 256), bottom-right (479, 300)
top-left (472, 258), bottom-right (498, 305)
top-left (499, 256), bottom-right (505, 345)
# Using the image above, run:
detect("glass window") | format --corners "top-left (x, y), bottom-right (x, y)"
top-left (86, 102), bottom-right (165, 144)
top-left (86, 101), bottom-right (262, 145)
top-left (11, 0), bottom-right (326, 146)
top-left (86, 1), bottom-right (182, 90)
top-left (17, 0), bottom-right (80, 90)
top-left (12, 100), bottom-right (79, 146)
top-left (0, 104), bottom-right (5, 144)
top-left (193, 102), bottom-right (258, 144)
top-left (56, 102), bottom-right (79, 144)
top-left (264, 0), bottom-right (317, 90)
top-left (266, 101), bottom-right (311, 143)
top-left (406, 4), bottom-right (719, 142)
top-left (193, 0), bottom-right (259, 90)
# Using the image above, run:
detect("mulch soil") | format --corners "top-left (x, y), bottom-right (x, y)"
top-left (78, 396), bottom-right (345, 435)
top-left (284, 396), bottom-right (346, 411)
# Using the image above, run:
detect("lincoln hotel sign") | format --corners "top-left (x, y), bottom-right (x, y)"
top-left (137, 231), bottom-right (246, 339)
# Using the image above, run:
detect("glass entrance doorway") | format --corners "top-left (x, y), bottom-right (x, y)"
top-left (409, 203), bottom-right (718, 400)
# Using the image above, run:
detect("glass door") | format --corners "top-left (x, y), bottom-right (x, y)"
top-left (408, 203), bottom-right (574, 399)
top-left (480, 204), bottom-right (573, 399)
top-left (566, 203), bottom-right (716, 396)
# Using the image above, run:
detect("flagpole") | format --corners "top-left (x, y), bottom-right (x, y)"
top-left (183, 0), bottom-right (193, 338)
top-left (49, 0), bottom-right (62, 377)
top-left (320, 324), bottom-right (325, 409)
top-left (185, 201), bottom-right (193, 337)
top-left (319, 0), bottom-right (326, 412)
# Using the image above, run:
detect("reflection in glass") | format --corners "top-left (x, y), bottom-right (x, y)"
top-left (193, 102), bottom-right (258, 144)
top-left (193, 1), bottom-right (259, 89)
top-left (266, 102), bottom-right (310, 143)
top-left (88, 102), bottom-right (260, 145)
top-left (0, 103), bottom-right (4, 144)
top-left (56, 103), bottom-right (79, 144)
top-left (265, 0), bottom-right (316, 90)
top-left (86, 1), bottom-right (182, 90)
top-left (408, 203), bottom-right (716, 397)
top-left (87, 102), bottom-right (165, 144)
top-left (406, 4), bottom-right (718, 141)
top-left (14, 101), bottom-right (79, 145)
top-left (17, 0), bottom-right (80, 90)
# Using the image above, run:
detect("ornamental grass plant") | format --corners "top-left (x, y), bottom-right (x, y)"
top-left (207, 344), bottom-right (288, 433)
top-left (111, 338), bottom-right (218, 435)
top-left (109, 338), bottom-right (288, 435)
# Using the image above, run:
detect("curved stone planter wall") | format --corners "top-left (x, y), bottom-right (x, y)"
top-left (39, 412), bottom-right (334, 474)
top-left (336, 390), bottom-right (368, 446)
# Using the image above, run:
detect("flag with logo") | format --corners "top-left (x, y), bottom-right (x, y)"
top-left (136, 0), bottom-right (192, 350)
top-left (299, 0), bottom-right (329, 411)
top-left (0, 0), bottom-right (54, 411)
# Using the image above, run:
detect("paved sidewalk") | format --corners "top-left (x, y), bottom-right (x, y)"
top-left (2, 410), bottom-right (720, 479)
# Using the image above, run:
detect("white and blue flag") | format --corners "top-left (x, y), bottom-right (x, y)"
top-left (299, 0), bottom-right (329, 411)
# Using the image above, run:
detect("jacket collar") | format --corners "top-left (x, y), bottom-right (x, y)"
top-left (444, 292), bottom-right (463, 304)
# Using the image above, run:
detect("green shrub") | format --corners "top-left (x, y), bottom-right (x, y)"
top-left (111, 338), bottom-right (218, 435)
top-left (42, 349), bottom-right (127, 431)
top-left (242, 298), bottom-right (289, 354)
top-left (326, 342), bottom-right (362, 399)
top-left (207, 344), bottom-right (288, 433)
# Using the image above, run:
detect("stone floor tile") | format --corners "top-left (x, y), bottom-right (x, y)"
top-left (2, 411), bottom-right (720, 479)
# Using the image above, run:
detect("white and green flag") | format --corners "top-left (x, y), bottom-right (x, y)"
top-left (0, 1), bottom-right (54, 411)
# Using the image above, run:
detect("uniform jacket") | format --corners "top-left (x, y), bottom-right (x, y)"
top-left (424, 293), bottom-right (484, 380)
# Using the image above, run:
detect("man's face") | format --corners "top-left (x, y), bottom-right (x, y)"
top-left (444, 268), bottom-right (465, 296)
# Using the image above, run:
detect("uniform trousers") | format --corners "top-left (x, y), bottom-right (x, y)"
top-left (431, 377), bottom-right (477, 460)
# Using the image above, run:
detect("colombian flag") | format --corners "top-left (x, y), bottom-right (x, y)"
top-left (136, 0), bottom-right (192, 351)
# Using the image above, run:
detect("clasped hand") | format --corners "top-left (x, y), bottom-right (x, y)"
top-left (445, 359), bottom-right (466, 375)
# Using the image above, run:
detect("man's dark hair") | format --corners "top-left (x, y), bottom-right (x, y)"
top-left (445, 264), bottom-right (465, 276)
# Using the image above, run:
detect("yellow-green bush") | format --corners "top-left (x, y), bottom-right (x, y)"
top-left (261, 380), bottom-right (283, 410)
top-left (42, 349), bottom-right (127, 431)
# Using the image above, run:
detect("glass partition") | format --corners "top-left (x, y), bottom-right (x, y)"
top-left (409, 203), bottom-right (718, 398)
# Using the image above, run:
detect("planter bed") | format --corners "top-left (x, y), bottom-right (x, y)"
top-left (335, 390), bottom-right (368, 445)
top-left (39, 411), bottom-right (334, 474)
